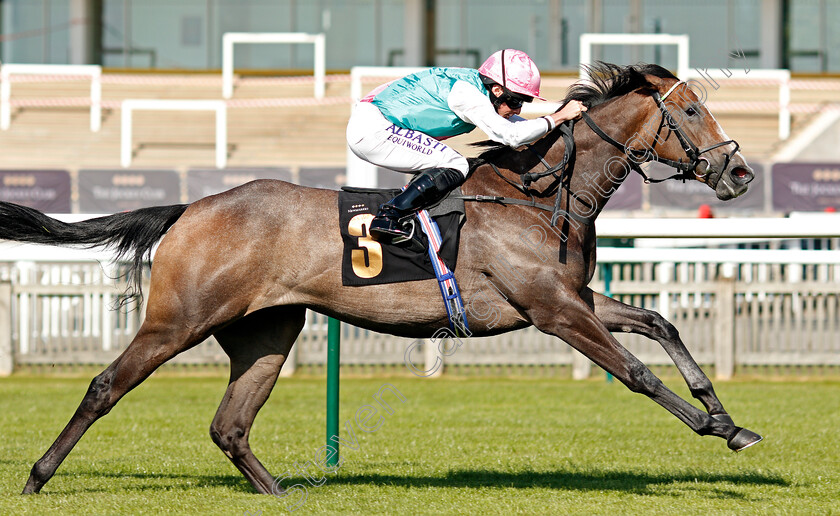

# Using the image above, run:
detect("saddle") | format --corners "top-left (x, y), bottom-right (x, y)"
top-left (338, 186), bottom-right (465, 287)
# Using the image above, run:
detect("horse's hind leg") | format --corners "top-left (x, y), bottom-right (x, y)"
top-left (209, 306), bottom-right (306, 494)
top-left (23, 321), bottom-right (206, 494)
top-left (583, 288), bottom-right (728, 417)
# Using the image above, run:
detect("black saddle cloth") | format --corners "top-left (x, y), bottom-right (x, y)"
top-left (338, 187), bottom-right (465, 286)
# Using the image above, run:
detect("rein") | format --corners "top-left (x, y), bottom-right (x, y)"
top-left (454, 119), bottom-right (591, 226)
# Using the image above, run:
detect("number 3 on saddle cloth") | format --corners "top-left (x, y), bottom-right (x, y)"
top-left (339, 186), bottom-right (470, 335)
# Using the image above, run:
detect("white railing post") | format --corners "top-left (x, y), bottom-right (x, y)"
top-left (121, 99), bottom-right (227, 169)
top-left (658, 261), bottom-right (674, 322)
top-left (222, 32), bottom-right (326, 99)
top-left (0, 64), bottom-right (102, 131)
top-left (677, 35), bottom-right (690, 80)
top-left (278, 342), bottom-right (297, 377)
top-left (0, 68), bottom-right (11, 130)
top-left (222, 34), bottom-right (235, 99)
top-left (15, 261), bottom-right (34, 356)
top-left (120, 103), bottom-right (133, 168)
top-left (90, 66), bottom-right (102, 132)
top-left (714, 264), bottom-right (736, 379)
top-left (425, 339), bottom-right (443, 378)
top-left (579, 34), bottom-right (690, 79)
top-left (314, 33), bottom-right (326, 99)
top-left (572, 351), bottom-right (592, 380)
top-left (684, 68), bottom-right (791, 140)
top-left (779, 75), bottom-right (791, 140)
top-left (215, 102), bottom-right (228, 169)
top-left (0, 281), bottom-right (12, 376)
top-left (101, 263), bottom-right (114, 352)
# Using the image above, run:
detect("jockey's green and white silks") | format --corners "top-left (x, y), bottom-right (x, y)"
top-left (371, 68), bottom-right (488, 138)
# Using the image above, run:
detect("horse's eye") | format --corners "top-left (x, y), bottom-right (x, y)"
top-left (685, 106), bottom-right (697, 117)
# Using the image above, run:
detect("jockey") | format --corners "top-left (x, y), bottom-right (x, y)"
top-left (346, 48), bottom-right (587, 244)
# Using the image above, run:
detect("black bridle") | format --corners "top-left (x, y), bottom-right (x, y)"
top-left (459, 81), bottom-right (744, 227)
top-left (581, 80), bottom-right (741, 187)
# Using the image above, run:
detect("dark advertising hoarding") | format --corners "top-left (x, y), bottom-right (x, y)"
top-left (603, 170), bottom-right (643, 211)
top-left (0, 170), bottom-right (71, 212)
top-left (377, 167), bottom-right (413, 189)
top-left (79, 169), bottom-right (180, 213)
top-left (298, 167), bottom-right (346, 190)
top-left (772, 162), bottom-right (840, 212)
top-left (647, 161), bottom-right (766, 212)
top-left (187, 168), bottom-right (293, 202)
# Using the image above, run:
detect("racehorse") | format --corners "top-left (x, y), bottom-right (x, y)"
top-left (1, 63), bottom-right (761, 496)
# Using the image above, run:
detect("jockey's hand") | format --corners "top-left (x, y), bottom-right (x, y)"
top-left (550, 100), bottom-right (587, 126)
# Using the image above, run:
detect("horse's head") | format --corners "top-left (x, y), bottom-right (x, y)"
top-left (572, 63), bottom-right (755, 201)
top-left (645, 76), bottom-right (754, 199)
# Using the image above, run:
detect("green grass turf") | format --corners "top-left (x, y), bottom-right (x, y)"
top-left (0, 374), bottom-right (838, 515)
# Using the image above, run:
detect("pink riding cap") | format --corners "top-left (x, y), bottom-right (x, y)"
top-left (478, 49), bottom-right (546, 101)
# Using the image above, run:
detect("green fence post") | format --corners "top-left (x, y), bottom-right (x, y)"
top-left (600, 263), bottom-right (615, 384)
top-left (326, 317), bottom-right (341, 467)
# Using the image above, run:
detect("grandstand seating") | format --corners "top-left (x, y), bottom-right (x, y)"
top-left (0, 73), bottom-right (834, 173)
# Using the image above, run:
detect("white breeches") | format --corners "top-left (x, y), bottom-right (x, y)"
top-left (346, 101), bottom-right (470, 177)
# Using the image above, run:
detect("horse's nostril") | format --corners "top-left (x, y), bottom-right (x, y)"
top-left (731, 167), bottom-right (753, 184)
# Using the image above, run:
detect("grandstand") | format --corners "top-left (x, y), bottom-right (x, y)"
top-left (1, 72), bottom-right (836, 175)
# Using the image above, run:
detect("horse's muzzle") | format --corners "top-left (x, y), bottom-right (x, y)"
top-left (712, 164), bottom-right (755, 200)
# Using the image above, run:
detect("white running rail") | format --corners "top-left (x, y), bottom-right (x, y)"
top-left (579, 33), bottom-right (690, 80)
top-left (596, 217), bottom-right (837, 239)
top-left (349, 66), bottom-right (428, 101)
top-left (684, 68), bottom-right (791, 140)
top-left (120, 99), bottom-right (227, 169)
top-left (222, 32), bottom-right (326, 99)
top-left (0, 63), bottom-right (102, 132)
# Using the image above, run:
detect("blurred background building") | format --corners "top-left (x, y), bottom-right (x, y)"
top-left (0, 0), bottom-right (837, 216)
top-left (1, 0), bottom-right (838, 73)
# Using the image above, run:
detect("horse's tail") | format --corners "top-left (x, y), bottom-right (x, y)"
top-left (0, 201), bottom-right (189, 304)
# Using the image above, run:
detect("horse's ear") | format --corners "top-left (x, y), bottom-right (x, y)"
top-left (638, 74), bottom-right (665, 96)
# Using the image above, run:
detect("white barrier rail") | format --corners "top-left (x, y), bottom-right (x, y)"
top-left (596, 217), bottom-right (839, 239)
top-left (579, 33), bottom-right (690, 80)
top-left (598, 247), bottom-right (840, 264)
top-left (120, 99), bottom-right (227, 169)
top-left (349, 66), bottom-right (428, 101)
top-left (684, 69), bottom-right (791, 140)
top-left (2, 216), bottom-right (839, 377)
top-left (222, 32), bottom-right (326, 99)
top-left (3, 216), bottom-right (838, 262)
top-left (0, 64), bottom-right (102, 132)
top-left (578, 35), bottom-right (791, 140)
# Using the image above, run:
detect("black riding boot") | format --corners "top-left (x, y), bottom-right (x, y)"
top-left (369, 167), bottom-right (464, 243)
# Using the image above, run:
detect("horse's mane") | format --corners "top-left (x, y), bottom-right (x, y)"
top-left (565, 61), bottom-right (677, 109)
top-left (468, 62), bottom-right (678, 167)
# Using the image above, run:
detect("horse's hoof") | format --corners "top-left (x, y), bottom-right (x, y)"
top-left (21, 479), bottom-right (40, 495)
top-left (712, 413), bottom-right (735, 427)
top-left (728, 427), bottom-right (763, 452)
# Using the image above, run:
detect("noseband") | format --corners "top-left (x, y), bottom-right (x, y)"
top-left (581, 81), bottom-right (741, 187)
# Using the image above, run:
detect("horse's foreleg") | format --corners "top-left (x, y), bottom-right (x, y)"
top-left (582, 288), bottom-right (727, 416)
top-left (210, 306), bottom-right (306, 495)
top-left (22, 322), bottom-right (202, 494)
top-left (529, 296), bottom-right (761, 451)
